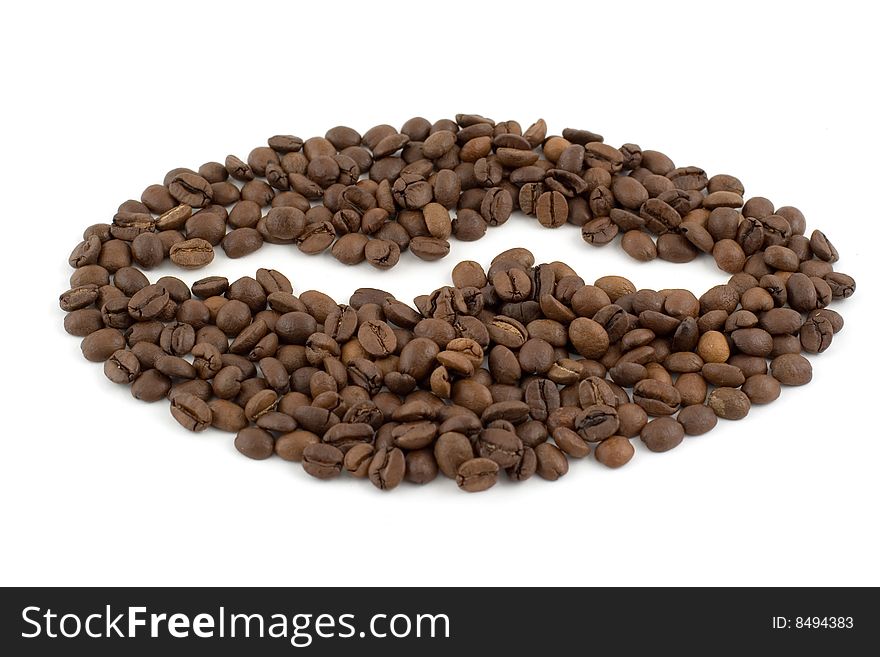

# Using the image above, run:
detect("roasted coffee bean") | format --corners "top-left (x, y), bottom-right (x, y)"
top-left (168, 239), bottom-right (214, 269)
top-left (81, 328), bottom-right (125, 362)
top-left (574, 405), bottom-right (619, 442)
top-left (677, 404), bottom-right (717, 435)
top-left (339, 443), bottom-right (373, 478)
top-left (770, 353), bottom-right (812, 386)
top-left (103, 349), bottom-right (141, 384)
top-left (707, 387), bottom-right (751, 420)
top-left (595, 436), bottom-right (635, 467)
top-left (361, 444), bottom-right (406, 490)
top-left (302, 443), bottom-right (344, 479)
top-left (131, 369), bottom-right (172, 402)
top-left (170, 393), bottom-right (212, 431)
top-left (633, 380), bottom-right (681, 416)
top-left (800, 313), bottom-right (834, 354)
top-left (456, 457), bottom-right (499, 492)
top-left (478, 427), bottom-right (524, 468)
top-left (552, 427), bottom-right (590, 458)
top-left (273, 430), bottom-right (317, 461)
top-left (403, 448), bottom-right (438, 484)
top-left (128, 284), bottom-right (169, 321)
top-left (358, 320), bottom-right (397, 356)
top-left (435, 432), bottom-right (475, 479)
top-left (640, 417), bottom-right (685, 452)
top-left (569, 318), bottom-right (609, 359)
top-left (616, 403), bottom-right (648, 437)
top-left (741, 374), bottom-right (781, 404)
top-left (536, 190), bottom-right (568, 228)
top-left (535, 442), bottom-right (569, 480)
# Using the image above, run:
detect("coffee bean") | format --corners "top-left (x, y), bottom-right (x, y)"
top-left (368, 446), bottom-right (406, 490)
top-left (800, 313), bottom-right (833, 353)
top-left (707, 387), bottom-right (751, 420)
top-left (621, 230), bottom-right (657, 261)
top-left (128, 284), bottom-right (169, 321)
top-left (535, 442), bottom-right (568, 480)
top-left (391, 421), bottom-right (437, 450)
top-left (633, 379), bottom-right (681, 416)
top-left (640, 417), bottom-right (685, 452)
top-left (364, 239), bottom-right (401, 269)
top-left (456, 457), bottom-right (499, 492)
top-left (302, 443), bottom-right (344, 479)
top-left (569, 318), bottom-right (609, 359)
top-left (404, 448), bottom-right (439, 484)
top-left (595, 436), bottom-right (635, 467)
top-left (478, 428), bottom-right (524, 468)
top-left (169, 172), bottom-right (213, 208)
top-left (410, 236), bottom-right (451, 261)
top-left (103, 349), bottom-right (140, 384)
top-left (552, 427), bottom-right (590, 458)
top-left (131, 369), bottom-right (171, 402)
top-left (536, 190), bottom-right (568, 228)
top-left (677, 404), bottom-right (717, 435)
top-left (616, 403), bottom-right (648, 437)
top-left (208, 399), bottom-right (248, 432)
top-left (341, 443), bottom-right (374, 478)
top-left (273, 430), bottom-right (318, 461)
top-left (741, 374), bottom-right (781, 404)
top-left (81, 327), bottom-right (125, 362)
top-left (770, 353), bottom-right (812, 386)
top-left (358, 320), bottom-right (397, 357)
top-left (170, 393), bottom-right (212, 431)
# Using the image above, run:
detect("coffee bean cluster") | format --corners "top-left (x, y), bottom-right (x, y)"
top-left (61, 115), bottom-right (856, 491)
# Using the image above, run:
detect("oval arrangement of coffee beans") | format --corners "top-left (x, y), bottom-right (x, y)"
top-left (61, 115), bottom-right (856, 492)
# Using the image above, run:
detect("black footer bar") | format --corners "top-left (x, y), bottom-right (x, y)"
top-left (1, 587), bottom-right (873, 654)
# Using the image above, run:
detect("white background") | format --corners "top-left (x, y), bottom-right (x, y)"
top-left (1, 0), bottom-right (877, 587)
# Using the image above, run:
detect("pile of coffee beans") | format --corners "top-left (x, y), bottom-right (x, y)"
top-left (61, 115), bottom-right (856, 492)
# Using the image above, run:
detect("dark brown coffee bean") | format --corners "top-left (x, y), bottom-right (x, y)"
top-left (131, 369), bottom-right (172, 402)
top-left (341, 443), bottom-right (374, 478)
top-left (410, 236), bottom-right (451, 261)
top-left (456, 457), bottom-right (499, 492)
top-left (478, 428), bottom-right (524, 468)
top-left (800, 313), bottom-right (833, 353)
top-left (574, 405), bottom-right (619, 442)
top-left (168, 172), bottom-right (213, 208)
top-left (640, 417), bottom-right (685, 452)
top-left (302, 443), bottom-right (344, 479)
top-left (824, 272), bottom-right (855, 300)
top-left (128, 284), bottom-right (169, 321)
top-left (536, 190), bottom-right (568, 228)
top-left (358, 320), bottom-right (397, 357)
top-left (368, 446), bottom-right (406, 490)
top-left (534, 442), bottom-right (568, 480)
top-left (677, 404), bottom-right (717, 435)
top-left (595, 436), bottom-right (634, 467)
top-left (364, 239), bottom-right (401, 269)
top-left (770, 353), bottom-right (812, 386)
top-left (809, 229), bottom-right (839, 262)
top-left (435, 432), bottom-right (475, 479)
top-left (722, 323), bottom-right (768, 354)
top-left (169, 239), bottom-right (214, 269)
top-left (170, 393), bottom-right (212, 432)
top-left (81, 327), bottom-right (125, 362)
top-left (103, 349), bottom-right (140, 384)
top-left (741, 374), bottom-right (781, 404)
top-left (552, 427), bottom-right (590, 458)
top-left (633, 379), bottom-right (681, 416)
